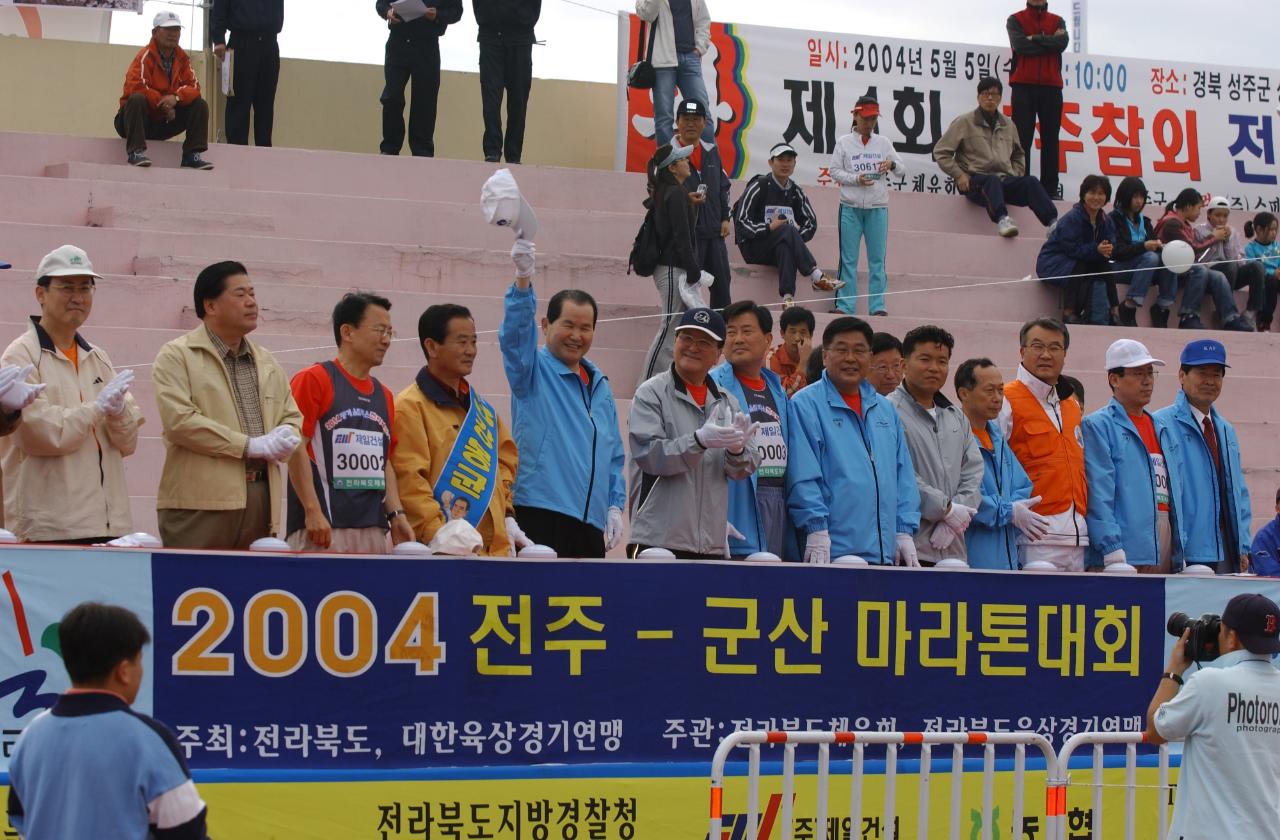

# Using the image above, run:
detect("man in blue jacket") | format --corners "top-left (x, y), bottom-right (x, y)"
top-left (1154, 339), bottom-right (1252, 573)
top-left (499, 240), bottom-right (626, 557)
top-left (1083, 339), bottom-right (1186, 572)
top-left (673, 99), bottom-right (733, 309)
top-left (789, 316), bottom-right (920, 566)
top-left (710, 301), bottom-right (823, 560)
top-left (1251, 487), bottom-right (1280, 576)
top-left (954, 358), bottom-right (1048, 569)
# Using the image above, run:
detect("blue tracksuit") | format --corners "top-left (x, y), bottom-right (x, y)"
top-left (788, 373), bottom-right (920, 564)
top-left (710, 363), bottom-right (824, 559)
top-left (499, 284), bottom-right (626, 529)
top-left (966, 420), bottom-right (1034, 570)
top-left (1082, 398), bottom-right (1186, 570)
top-left (1252, 516), bottom-right (1280, 576)
top-left (1154, 391), bottom-right (1252, 568)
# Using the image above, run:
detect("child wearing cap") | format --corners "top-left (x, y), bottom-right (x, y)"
top-left (1195, 196), bottom-right (1266, 330)
top-left (829, 96), bottom-right (904, 317)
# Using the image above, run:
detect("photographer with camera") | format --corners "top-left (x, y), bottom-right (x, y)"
top-left (1145, 594), bottom-right (1280, 837)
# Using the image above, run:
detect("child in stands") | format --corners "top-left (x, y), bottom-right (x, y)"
top-left (1195, 197), bottom-right (1266, 330)
top-left (1243, 211), bottom-right (1280, 332)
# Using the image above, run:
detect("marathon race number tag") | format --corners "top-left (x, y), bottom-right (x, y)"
top-left (331, 429), bottom-right (386, 490)
top-left (1150, 452), bottom-right (1170, 507)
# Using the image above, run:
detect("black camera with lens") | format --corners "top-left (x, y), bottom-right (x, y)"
top-left (1167, 612), bottom-right (1222, 662)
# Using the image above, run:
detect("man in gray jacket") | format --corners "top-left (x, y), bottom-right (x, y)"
top-left (887, 325), bottom-right (984, 564)
top-left (628, 308), bottom-right (761, 558)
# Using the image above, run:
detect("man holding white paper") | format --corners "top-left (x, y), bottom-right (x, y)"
top-left (376, 0), bottom-right (463, 157)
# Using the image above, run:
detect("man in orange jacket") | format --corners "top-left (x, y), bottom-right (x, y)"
top-left (114, 11), bottom-right (213, 170)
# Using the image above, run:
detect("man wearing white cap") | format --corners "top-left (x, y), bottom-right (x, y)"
top-left (0, 246), bottom-right (142, 543)
top-left (732, 143), bottom-right (840, 307)
top-left (115, 11), bottom-right (212, 170)
top-left (1081, 339), bottom-right (1186, 572)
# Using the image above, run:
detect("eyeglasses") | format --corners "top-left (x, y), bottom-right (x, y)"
top-left (48, 282), bottom-right (95, 296)
top-left (826, 345), bottom-right (871, 359)
top-left (1024, 341), bottom-right (1066, 356)
top-left (368, 326), bottom-right (396, 339)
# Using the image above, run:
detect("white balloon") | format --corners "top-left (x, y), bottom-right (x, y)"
top-left (935, 558), bottom-right (969, 569)
top-left (249, 537), bottom-right (291, 552)
top-left (833, 555), bottom-right (870, 566)
top-left (636, 547), bottom-right (676, 559)
top-left (1161, 239), bottom-right (1195, 275)
top-left (746, 552), bottom-right (782, 562)
top-left (518, 544), bottom-right (558, 559)
top-left (392, 541), bottom-right (433, 556)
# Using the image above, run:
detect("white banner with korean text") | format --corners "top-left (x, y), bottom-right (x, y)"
top-left (617, 15), bottom-right (1280, 213)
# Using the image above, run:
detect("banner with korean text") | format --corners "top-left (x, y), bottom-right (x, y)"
top-left (616, 15), bottom-right (1280, 212)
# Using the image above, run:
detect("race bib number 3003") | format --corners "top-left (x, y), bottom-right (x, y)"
top-left (332, 429), bottom-right (386, 490)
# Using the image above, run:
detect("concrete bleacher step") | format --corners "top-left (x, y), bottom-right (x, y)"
top-left (45, 161), bottom-right (232, 190)
top-left (88, 206), bottom-right (276, 235)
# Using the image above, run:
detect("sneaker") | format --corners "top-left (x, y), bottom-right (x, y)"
top-left (1241, 311), bottom-right (1259, 330)
top-left (484, 155), bottom-right (501, 163)
top-left (997, 216), bottom-right (1019, 237)
top-left (1223, 315), bottom-right (1255, 332)
top-left (811, 273), bottom-right (845, 292)
top-left (180, 153), bottom-right (214, 170)
top-left (1118, 304), bottom-right (1138, 327)
top-left (127, 150), bottom-right (151, 167)
top-left (1150, 304), bottom-right (1170, 329)
top-left (1259, 318), bottom-right (1273, 333)
top-left (1044, 218), bottom-right (1058, 239)
top-left (870, 309), bottom-right (888, 316)
top-left (782, 295), bottom-right (794, 309)
top-left (1179, 313), bottom-right (1204, 330)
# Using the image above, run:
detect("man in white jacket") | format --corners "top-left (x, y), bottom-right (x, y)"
top-left (636, 0), bottom-right (714, 147)
top-left (0, 246), bottom-right (142, 543)
top-left (830, 96), bottom-right (905, 317)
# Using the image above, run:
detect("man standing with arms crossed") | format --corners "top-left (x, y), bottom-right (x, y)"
top-left (1006, 0), bottom-right (1069, 197)
top-left (999, 317), bottom-right (1088, 570)
top-left (500, 240), bottom-right (626, 557)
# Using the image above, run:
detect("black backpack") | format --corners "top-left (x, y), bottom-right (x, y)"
top-left (628, 205), bottom-right (662, 277)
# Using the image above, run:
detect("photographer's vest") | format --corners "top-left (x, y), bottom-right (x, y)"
top-left (1004, 380), bottom-right (1087, 516)
top-left (286, 362), bottom-right (391, 533)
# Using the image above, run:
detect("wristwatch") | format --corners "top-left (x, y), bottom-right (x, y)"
top-left (1162, 672), bottom-right (1184, 686)
top-left (386, 509), bottom-right (405, 523)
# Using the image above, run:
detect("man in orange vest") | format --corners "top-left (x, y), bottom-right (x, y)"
top-left (1006, 1), bottom-right (1069, 197)
top-left (999, 317), bottom-right (1088, 570)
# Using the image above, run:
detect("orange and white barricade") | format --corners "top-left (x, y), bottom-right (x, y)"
top-left (708, 728), bottom-right (1061, 840)
top-left (1054, 731), bottom-right (1173, 840)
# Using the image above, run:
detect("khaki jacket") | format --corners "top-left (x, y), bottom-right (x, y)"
top-left (152, 325), bottom-right (301, 535)
top-left (0, 410), bottom-right (17, 529)
top-left (0, 318), bottom-right (143, 541)
top-left (932, 108), bottom-right (1026, 180)
top-left (392, 369), bottom-right (518, 557)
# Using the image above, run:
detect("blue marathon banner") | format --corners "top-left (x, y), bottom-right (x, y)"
top-left (146, 553), bottom-right (1165, 771)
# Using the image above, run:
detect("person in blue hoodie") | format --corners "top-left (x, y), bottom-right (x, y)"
top-left (1036, 173), bottom-right (1118, 325)
top-left (1154, 339), bottom-right (1252, 573)
top-left (710, 301), bottom-right (823, 560)
top-left (499, 240), bottom-right (627, 557)
top-left (954, 358), bottom-right (1048, 569)
top-left (1082, 339), bottom-right (1186, 572)
top-left (1250, 487), bottom-right (1280, 576)
top-left (788, 316), bottom-right (920, 566)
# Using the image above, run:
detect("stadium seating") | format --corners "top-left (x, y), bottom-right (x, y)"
top-left (0, 129), bottom-right (1275, 539)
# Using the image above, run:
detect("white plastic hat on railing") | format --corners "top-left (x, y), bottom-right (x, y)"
top-left (391, 541), bottom-right (432, 557)
top-left (1103, 562), bottom-right (1138, 574)
top-left (745, 552), bottom-right (782, 562)
top-left (1021, 560), bottom-right (1057, 571)
top-left (249, 537), bottom-right (292, 552)
top-left (935, 558), bottom-right (969, 569)
top-left (0, 529), bottom-right (17, 544)
top-left (97, 532), bottom-right (162, 548)
top-left (517, 544), bottom-right (557, 559)
top-left (833, 555), bottom-right (869, 566)
top-left (637, 547), bottom-right (676, 559)
top-left (1179, 563), bottom-right (1214, 576)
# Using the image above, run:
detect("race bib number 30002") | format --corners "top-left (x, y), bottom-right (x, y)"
top-left (332, 429), bottom-right (386, 490)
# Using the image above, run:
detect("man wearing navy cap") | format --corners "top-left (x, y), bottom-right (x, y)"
top-left (1155, 340), bottom-right (1252, 573)
top-left (673, 99), bottom-right (733, 308)
top-left (627, 307), bottom-right (760, 559)
top-left (1146, 592), bottom-right (1280, 837)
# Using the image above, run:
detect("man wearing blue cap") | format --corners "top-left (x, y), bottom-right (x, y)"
top-left (1154, 339), bottom-right (1252, 573)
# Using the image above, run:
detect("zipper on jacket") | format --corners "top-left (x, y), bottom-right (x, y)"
top-left (855, 405), bottom-right (884, 564)
top-left (580, 376), bottom-right (598, 523)
top-left (1050, 397), bottom-right (1084, 547)
top-left (993, 441), bottom-right (1014, 570)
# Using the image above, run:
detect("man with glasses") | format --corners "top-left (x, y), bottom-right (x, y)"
top-left (1155, 340), bottom-right (1252, 573)
top-left (998, 317), bottom-right (1088, 570)
top-left (628, 308), bottom-right (760, 559)
top-left (1082, 339), bottom-right (1185, 573)
top-left (867, 331), bottom-right (904, 396)
top-left (284, 293), bottom-right (414, 553)
top-left (933, 77), bottom-right (1058, 238)
top-left (0, 246), bottom-right (142, 543)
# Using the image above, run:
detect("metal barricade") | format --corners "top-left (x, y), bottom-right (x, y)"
top-left (1054, 732), bottom-right (1173, 840)
top-left (708, 729), bottom-right (1061, 840)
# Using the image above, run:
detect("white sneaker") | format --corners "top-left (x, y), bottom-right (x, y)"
top-left (1045, 218), bottom-right (1059, 239)
top-left (782, 295), bottom-right (794, 309)
top-left (997, 216), bottom-right (1020, 238)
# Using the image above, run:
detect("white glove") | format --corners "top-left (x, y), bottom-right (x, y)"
top-left (724, 521), bottom-right (746, 559)
top-left (604, 506), bottom-right (624, 551)
top-left (678, 277), bottom-right (708, 310)
top-left (929, 521), bottom-right (958, 551)
top-left (804, 530), bottom-right (832, 564)
top-left (895, 533), bottom-right (920, 567)
top-left (1011, 495), bottom-right (1051, 542)
top-left (95, 369), bottom-right (134, 417)
top-left (1103, 549), bottom-right (1128, 567)
top-left (695, 415), bottom-right (744, 451)
top-left (943, 502), bottom-right (977, 534)
top-left (247, 425), bottom-right (300, 463)
top-left (511, 238), bottom-right (536, 279)
top-left (0, 365), bottom-right (46, 414)
top-left (728, 411), bottom-right (760, 454)
top-left (697, 270), bottom-right (715, 288)
top-left (505, 516), bottom-right (532, 556)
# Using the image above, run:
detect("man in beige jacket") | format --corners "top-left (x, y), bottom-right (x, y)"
top-left (152, 260), bottom-right (302, 549)
top-left (0, 245), bottom-right (143, 543)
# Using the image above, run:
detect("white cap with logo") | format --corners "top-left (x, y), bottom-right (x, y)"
top-left (36, 245), bottom-right (102, 282)
top-left (480, 168), bottom-right (539, 240)
top-left (153, 10), bottom-right (182, 28)
top-left (1104, 338), bottom-right (1164, 370)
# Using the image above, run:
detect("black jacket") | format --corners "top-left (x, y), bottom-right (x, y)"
top-left (652, 182), bottom-right (701, 278)
top-left (1109, 209), bottom-right (1157, 263)
top-left (680, 140), bottom-right (732, 241)
top-left (209, 0), bottom-right (284, 44)
top-left (732, 173), bottom-right (818, 245)
top-left (473, 0), bottom-right (540, 44)
top-left (376, 0), bottom-right (464, 39)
